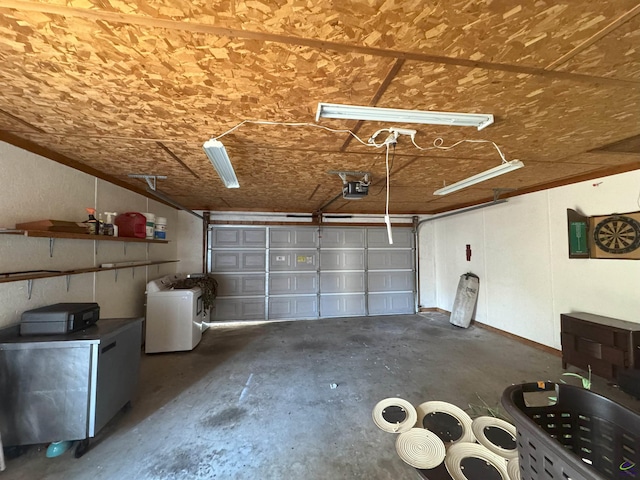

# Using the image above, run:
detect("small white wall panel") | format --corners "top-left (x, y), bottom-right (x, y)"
top-left (368, 292), bottom-right (415, 315)
top-left (177, 210), bottom-right (204, 274)
top-left (211, 298), bottom-right (266, 321)
top-left (268, 296), bottom-right (318, 319)
top-left (320, 251), bottom-right (365, 270)
top-left (269, 251), bottom-right (318, 271)
top-left (269, 273), bottom-right (318, 295)
top-left (320, 272), bottom-right (365, 294)
top-left (214, 274), bottom-right (266, 296)
top-left (320, 228), bottom-right (366, 248)
top-left (320, 294), bottom-right (366, 317)
top-left (270, 228), bottom-right (318, 248)
top-left (367, 250), bottom-right (414, 270)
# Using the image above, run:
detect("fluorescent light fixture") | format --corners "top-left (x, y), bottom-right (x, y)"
top-left (433, 160), bottom-right (524, 195)
top-left (202, 139), bottom-right (239, 188)
top-left (316, 103), bottom-right (494, 131)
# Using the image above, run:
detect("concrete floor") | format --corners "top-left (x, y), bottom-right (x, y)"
top-left (2, 312), bottom-right (639, 480)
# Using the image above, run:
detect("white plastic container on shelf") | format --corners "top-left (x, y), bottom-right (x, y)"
top-left (142, 212), bottom-right (155, 239)
top-left (154, 217), bottom-right (167, 240)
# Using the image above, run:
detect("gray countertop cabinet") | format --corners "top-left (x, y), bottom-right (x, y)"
top-left (0, 318), bottom-right (142, 447)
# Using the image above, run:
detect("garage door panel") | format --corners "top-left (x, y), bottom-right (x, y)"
top-left (269, 273), bottom-right (318, 295)
top-left (320, 294), bottom-right (366, 317)
top-left (368, 228), bottom-right (413, 248)
top-left (368, 292), bottom-right (415, 315)
top-left (209, 227), bottom-right (266, 248)
top-left (368, 271), bottom-right (414, 292)
top-left (210, 251), bottom-right (266, 272)
top-left (320, 228), bottom-right (365, 248)
top-left (209, 225), bottom-right (415, 321)
top-left (320, 272), bottom-right (365, 294)
top-left (269, 251), bottom-right (318, 271)
top-left (367, 250), bottom-right (413, 270)
top-left (211, 297), bottom-right (266, 320)
top-left (270, 228), bottom-right (318, 248)
top-left (320, 251), bottom-right (365, 270)
top-left (268, 296), bottom-right (318, 319)
top-left (213, 274), bottom-right (266, 296)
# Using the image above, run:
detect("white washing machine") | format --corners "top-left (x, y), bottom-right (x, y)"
top-left (145, 274), bottom-right (204, 353)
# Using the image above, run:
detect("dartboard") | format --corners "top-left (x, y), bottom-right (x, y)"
top-left (593, 215), bottom-right (640, 254)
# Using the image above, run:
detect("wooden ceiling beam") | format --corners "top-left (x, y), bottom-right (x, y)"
top-left (1, 0), bottom-right (637, 88)
top-left (545, 4), bottom-right (640, 70)
top-left (340, 59), bottom-right (405, 152)
top-left (156, 142), bottom-right (200, 178)
top-left (0, 108), bottom-right (45, 133)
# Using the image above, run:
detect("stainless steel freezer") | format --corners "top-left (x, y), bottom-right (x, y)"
top-left (0, 318), bottom-right (142, 453)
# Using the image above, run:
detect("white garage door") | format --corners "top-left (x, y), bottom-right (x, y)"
top-left (208, 225), bottom-right (415, 321)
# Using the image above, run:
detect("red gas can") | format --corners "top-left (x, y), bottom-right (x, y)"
top-left (115, 212), bottom-right (147, 238)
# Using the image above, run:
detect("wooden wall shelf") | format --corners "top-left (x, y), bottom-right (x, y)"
top-left (0, 229), bottom-right (169, 244)
top-left (0, 261), bottom-right (179, 284)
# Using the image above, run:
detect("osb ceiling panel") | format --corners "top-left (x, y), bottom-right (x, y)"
top-left (381, 62), bottom-right (640, 163)
top-left (0, 9), bottom-right (392, 141)
top-left (557, 14), bottom-right (640, 82)
top-left (15, 0), bottom-right (640, 69)
top-left (0, 1), bottom-right (639, 216)
top-left (17, 133), bottom-right (192, 180)
top-left (562, 151), bottom-right (640, 166)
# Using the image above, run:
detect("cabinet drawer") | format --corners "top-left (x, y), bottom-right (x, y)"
top-left (561, 332), bottom-right (627, 366)
top-left (562, 317), bottom-right (616, 347)
top-left (563, 349), bottom-right (617, 380)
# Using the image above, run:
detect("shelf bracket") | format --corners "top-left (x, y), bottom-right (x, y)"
top-left (132, 267), bottom-right (135, 279)
top-left (49, 238), bottom-right (55, 258)
top-left (66, 275), bottom-right (71, 292)
top-left (115, 269), bottom-right (119, 282)
top-left (124, 243), bottom-right (128, 256)
top-left (27, 279), bottom-right (33, 300)
top-left (127, 174), bottom-right (166, 191)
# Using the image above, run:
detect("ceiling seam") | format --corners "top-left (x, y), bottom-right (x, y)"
top-left (0, 130), bottom-right (185, 143)
top-left (1, 0), bottom-right (637, 88)
top-left (2, 125), bottom-right (554, 163)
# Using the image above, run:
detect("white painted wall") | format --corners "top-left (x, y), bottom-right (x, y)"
top-left (0, 141), bottom-right (178, 328)
top-left (419, 169), bottom-right (640, 349)
top-left (176, 210), bottom-right (205, 274)
top-left (9, 133), bottom-right (632, 349)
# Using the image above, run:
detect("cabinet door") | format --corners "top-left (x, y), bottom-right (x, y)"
top-left (93, 321), bottom-right (142, 435)
top-left (0, 345), bottom-right (92, 445)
